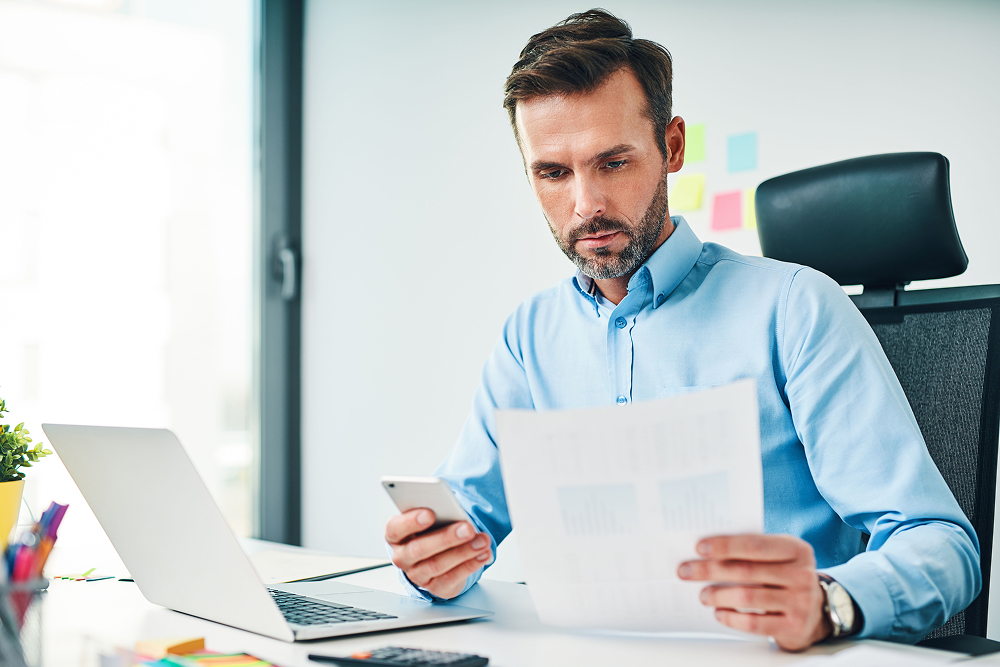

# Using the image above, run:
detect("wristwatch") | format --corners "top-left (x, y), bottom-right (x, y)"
top-left (818, 575), bottom-right (858, 638)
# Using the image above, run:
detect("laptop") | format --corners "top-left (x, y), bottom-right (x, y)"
top-left (42, 424), bottom-right (492, 641)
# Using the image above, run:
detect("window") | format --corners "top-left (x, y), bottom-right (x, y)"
top-left (0, 0), bottom-right (256, 545)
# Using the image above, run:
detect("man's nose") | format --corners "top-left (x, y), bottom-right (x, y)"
top-left (573, 174), bottom-right (606, 221)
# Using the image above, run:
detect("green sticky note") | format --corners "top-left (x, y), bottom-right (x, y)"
top-left (686, 123), bottom-right (705, 162)
top-left (671, 173), bottom-right (705, 211)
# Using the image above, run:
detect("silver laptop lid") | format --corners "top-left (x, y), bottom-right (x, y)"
top-left (43, 424), bottom-right (294, 641)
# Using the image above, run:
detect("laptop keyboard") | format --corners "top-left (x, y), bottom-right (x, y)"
top-left (269, 588), bottom-right (398, 626)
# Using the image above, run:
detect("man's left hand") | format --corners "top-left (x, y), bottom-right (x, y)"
top-left (677, 534), bottom-right (832, 651)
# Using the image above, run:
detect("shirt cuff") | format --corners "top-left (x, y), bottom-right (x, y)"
top-left (820, 553), bottom-right (897, 640)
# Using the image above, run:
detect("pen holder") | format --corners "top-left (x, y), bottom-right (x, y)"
top-left (0, 579), bottom-right (47, 667)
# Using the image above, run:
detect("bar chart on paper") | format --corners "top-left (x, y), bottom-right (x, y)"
top-left (658, 472), bottom-right (733, 532)
top-left (558, 484), bottom-right (639, 537)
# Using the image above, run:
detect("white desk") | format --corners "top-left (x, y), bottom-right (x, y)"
top-left (35, 538), bottom-right (972, 667)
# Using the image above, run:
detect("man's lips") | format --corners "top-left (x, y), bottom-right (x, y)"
top-left (576, 230), bottom-right (622, 250)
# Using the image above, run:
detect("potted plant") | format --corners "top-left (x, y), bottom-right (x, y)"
top-left (0, 397), bottom-right (51, 549)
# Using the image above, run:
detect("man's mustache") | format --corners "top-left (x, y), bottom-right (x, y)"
top-left (566, 217), bottom-right (632, 244)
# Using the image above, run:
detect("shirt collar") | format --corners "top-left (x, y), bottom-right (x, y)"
top-left (637, 216), bottom-right (703, 309)
top-left (572, 216), bottom-right (703, 311)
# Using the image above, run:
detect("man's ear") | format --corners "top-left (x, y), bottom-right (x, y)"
top-left (664, 116), bottom-right (685, 174)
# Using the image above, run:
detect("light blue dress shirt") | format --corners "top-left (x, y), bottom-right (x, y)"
top-left (401, 216), bottom-right (980, 642)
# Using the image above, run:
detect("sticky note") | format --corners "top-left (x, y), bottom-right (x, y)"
top-left (685, 123), bottom-right (705, 162)
top-left (727, 132), bottom-right (757, 172)
top-left (711, 191), bottom-right (743, 230)
top-left (670, 173), bottom-right (705, 211)
top-left (135, 637), bottom-right (205, 660)
top-left (744, 187), bottom-right (757, 229)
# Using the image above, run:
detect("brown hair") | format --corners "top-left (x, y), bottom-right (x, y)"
top-left (503, 9), bottom-right (674, 157)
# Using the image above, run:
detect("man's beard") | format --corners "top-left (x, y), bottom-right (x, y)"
top-left (549, 173), bottom-right (669, 281)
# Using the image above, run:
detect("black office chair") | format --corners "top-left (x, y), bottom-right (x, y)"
top-left (756, 152), bottom-right (1000, 655)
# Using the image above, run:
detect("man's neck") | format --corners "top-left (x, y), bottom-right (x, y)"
top-left (592, 217), bottom-right (676, 305)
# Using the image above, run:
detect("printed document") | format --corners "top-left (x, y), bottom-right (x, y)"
top-left (495, 379), bottom-right (763, 634)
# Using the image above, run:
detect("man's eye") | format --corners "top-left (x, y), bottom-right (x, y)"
top-left (540, 169), bottom-right (565, 179)
top-left (605, 160), bottom-right (627, 169)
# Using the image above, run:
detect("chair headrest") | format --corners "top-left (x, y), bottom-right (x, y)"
top-left (755, 152), bottom-right (967, 288)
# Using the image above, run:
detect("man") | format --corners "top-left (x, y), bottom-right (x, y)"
top-left (384, 9), bottom-right (979, 651)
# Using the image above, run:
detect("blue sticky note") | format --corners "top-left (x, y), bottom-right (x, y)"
top-left (727, 132), bottom-right (757, 172)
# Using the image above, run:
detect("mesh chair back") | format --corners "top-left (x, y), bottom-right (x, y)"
top-left (859, 296), bottom-right (1000, 638)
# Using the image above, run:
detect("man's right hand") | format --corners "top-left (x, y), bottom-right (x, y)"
top-left (385, 509), bottom-right (493, 599)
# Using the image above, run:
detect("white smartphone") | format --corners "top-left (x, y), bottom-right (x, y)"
top-left (381, 475), bottom-right (476, 532)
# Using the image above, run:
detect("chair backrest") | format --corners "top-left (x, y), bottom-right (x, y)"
top-left (756, 152), bottom-right (1000, 639)
top-left (756, 152), bottom-right (967, 294)
top-left (860, 292), bottom-right (1000, 638)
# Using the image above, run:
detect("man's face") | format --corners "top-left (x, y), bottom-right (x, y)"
top-left (516, 68), bottom-right (684, 280)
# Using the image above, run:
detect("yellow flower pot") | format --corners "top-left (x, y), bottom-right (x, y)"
top-left (0, 478), bottom-right (25, 550)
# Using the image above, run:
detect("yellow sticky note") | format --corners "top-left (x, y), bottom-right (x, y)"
top-left (686, 123), bottom-right (706, 162)
top-left (744, 187), bottom-right (757, 228)
top-left (671, 173), bottom-right (705, 211)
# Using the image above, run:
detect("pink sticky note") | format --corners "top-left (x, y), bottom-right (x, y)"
top-left (711, 191), bottom-right (743, 230)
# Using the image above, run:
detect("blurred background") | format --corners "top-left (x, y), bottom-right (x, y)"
top-left (0, 0), bottom-right (998, 634)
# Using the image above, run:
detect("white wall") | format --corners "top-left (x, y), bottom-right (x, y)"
top-left (301, 0), bottom-right (1000, 596)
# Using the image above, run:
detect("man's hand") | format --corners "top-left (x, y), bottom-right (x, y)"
top-left (678, 534), bottom-right (831, 651)
top-left (385, 509), bottom-right (493, 599)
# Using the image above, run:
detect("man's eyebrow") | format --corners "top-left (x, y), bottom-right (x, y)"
top-left (529, 144), bottom-right (637, 172)
top-left (529, 159), bottom-right (565, 172)
top-left (593, 144), bottom-right (636, 162)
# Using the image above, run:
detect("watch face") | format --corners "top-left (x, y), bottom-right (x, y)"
top-left (826, 580), bottom-right (855, 635)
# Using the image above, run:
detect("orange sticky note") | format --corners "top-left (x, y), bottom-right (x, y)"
top-left (135, 636), bottom-right (205, 660)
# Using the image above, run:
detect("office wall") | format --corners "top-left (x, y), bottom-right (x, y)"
top-left (301, 0), bottom-right (1000, 617)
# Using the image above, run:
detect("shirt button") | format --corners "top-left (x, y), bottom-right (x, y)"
top-left (617, 395), bottom-right (627, 405)
top-left (656, 294), bottom-right (665, 306)
top-left (615, 317), bottom-right (627, 329)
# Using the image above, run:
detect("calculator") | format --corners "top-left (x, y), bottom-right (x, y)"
top-left (308, 646), bottom-right (489, 667)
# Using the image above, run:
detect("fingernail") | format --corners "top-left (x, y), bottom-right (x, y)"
top-left (417, 511), bottom-right (433, 527)
top-left (700, 589), bottom-right (710, 604)
top-left (476, 552), bottom-right (491, 561)
top-left (697, 541), bottom-right (712, 556)
top-left (715, 609), bottom-right (724, 620)
top-left (678, 564), bottom-right (692, 579)
top-left (456, 523), bottom-right (471, 539)
top-left (471, 536), bottom-right (487, 550)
